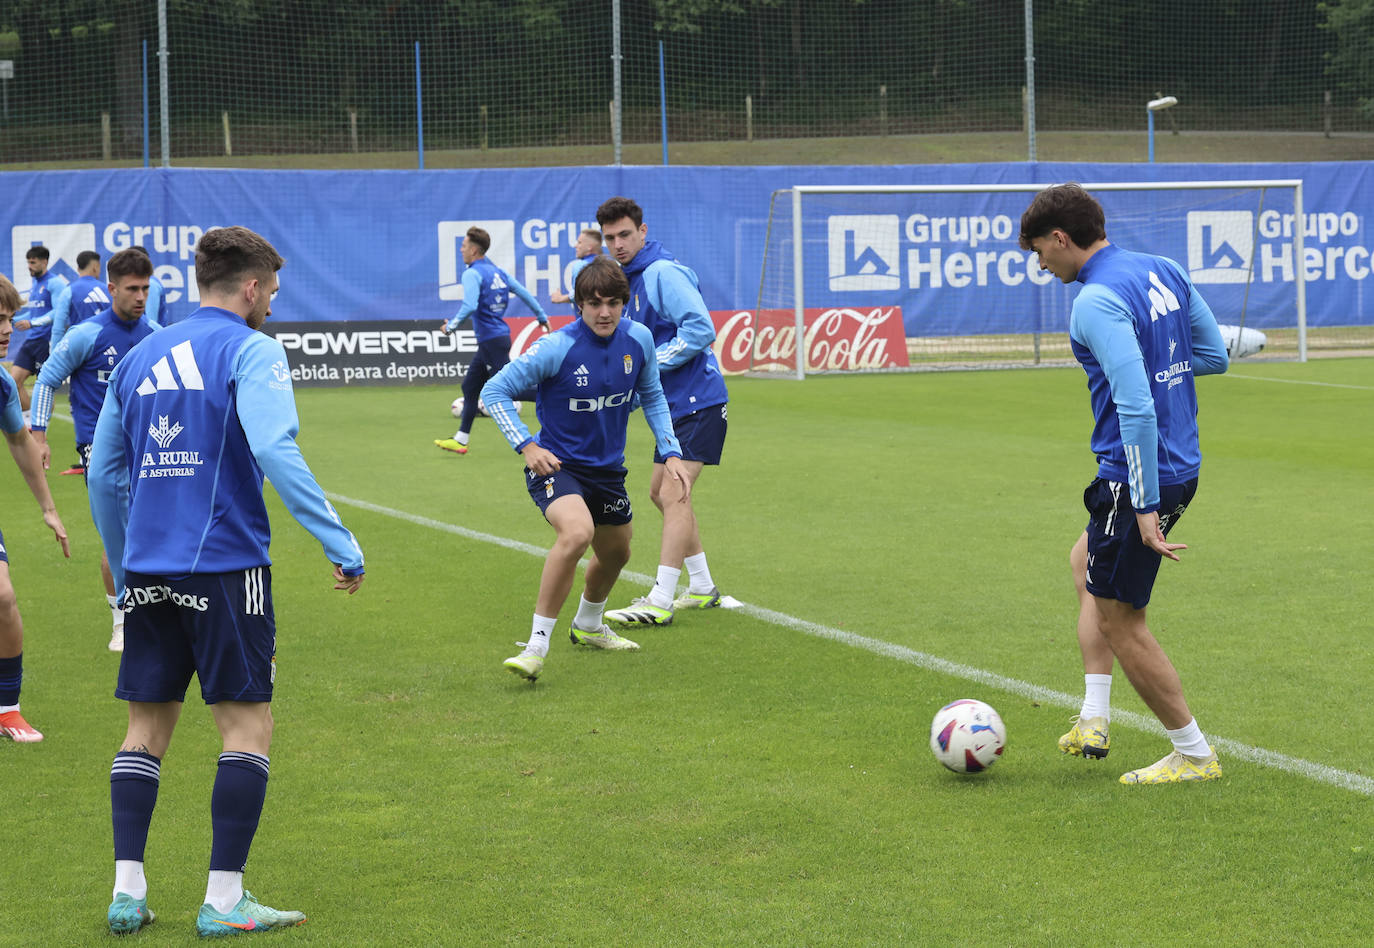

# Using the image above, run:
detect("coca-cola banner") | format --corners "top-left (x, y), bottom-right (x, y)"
top-left (710, 306), bottom-right (908, 373)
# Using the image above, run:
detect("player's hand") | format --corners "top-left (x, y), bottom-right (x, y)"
top-left (521, 442), bottom-right (561, 477)
top-left (539, 321), bottom-right (551, 334)
top-left (439, 320), bottom-right (453, 334)
top-left (332, 564), bottom-right (365, 595)
top-left (663, 456), bottom-right (692, 505)
top-left (43, 509), bottom-right (71, 558)
top-left (1136, 511), bottom-right (1186, 561)
top-left (15, 319), bottom-right (30, 331)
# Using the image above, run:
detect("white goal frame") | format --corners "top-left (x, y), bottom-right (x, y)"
top-left (776, 180), bottom-right (1307, 378)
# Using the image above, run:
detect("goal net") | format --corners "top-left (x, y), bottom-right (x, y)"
top-left (750, 180), bottom-right (1338, 377)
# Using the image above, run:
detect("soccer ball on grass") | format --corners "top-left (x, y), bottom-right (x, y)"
top-left (929, 699), bottom-right (1006, 774)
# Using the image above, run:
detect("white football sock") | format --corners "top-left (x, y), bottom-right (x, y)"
top-left (573, 595), bottom-right (606, 630)
top-left (108, 594), bottom-right (124, 633)
top-left (114, 860), bottom-right (147, 900)
top-left (1080, 674), bottom-right (1112, 720)
top-left (204, 869), bottom-right (243, 914)
top-left (526, 614), bottom-right (556, 657)
top-left (648, 566), bottom-right (680, 610)
top-left (683, 552), bottom-right (715, 594)
top-left (1166, 718), bottom-right (1212, 758)
top-left (453, 430), bottom-right (470, 445)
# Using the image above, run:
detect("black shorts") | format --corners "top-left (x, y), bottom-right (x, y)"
top-left (11, 333), bottom-right (49, 373)
top-left (526, 463), bottom-right (632, 526)
top-left (115, 567), bottom-right (278, 705)
top-left (654, 403), bottom-right (728, 465)
top-left (1083, 476), bottom-right (1198, 610)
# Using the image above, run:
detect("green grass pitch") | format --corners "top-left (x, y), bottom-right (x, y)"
top-left (2, 358), bottom-right (1371, 945)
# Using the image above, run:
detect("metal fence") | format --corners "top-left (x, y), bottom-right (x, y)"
top-left (0, 0), bottom-right (1364, 167)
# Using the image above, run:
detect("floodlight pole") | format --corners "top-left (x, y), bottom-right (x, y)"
top-left (1146, 95), bottom-right (1177, 162)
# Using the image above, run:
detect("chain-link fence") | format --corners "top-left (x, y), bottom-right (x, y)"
top-left (0, 0), bottom-right (1366, 167)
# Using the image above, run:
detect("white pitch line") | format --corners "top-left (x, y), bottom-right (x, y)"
top-left (328, 492), bottom-right (1374, 798)
top-left (1225, 373), bottom-right (1374, 391)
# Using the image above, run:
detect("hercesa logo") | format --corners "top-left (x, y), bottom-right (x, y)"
top-left (1187, 211), bottom-right (1253, 284)
top-left (827, 215), bottom-right (900, 292)
top-left (437, 220), bottom-right (516, 301)
top-left (10, 223), bottom-right (96, 292)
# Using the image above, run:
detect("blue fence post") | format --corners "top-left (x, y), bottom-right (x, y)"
top-left (415, 41), bottom-right (425, 169)
top-left (659, 41), bottom-right (668, 166)
top-left (142, 40), bottom-right (150, 168)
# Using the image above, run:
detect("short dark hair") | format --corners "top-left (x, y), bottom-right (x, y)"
top-left (26, 245), bottom-right (50, 261)
top-left (596, 196), bottom-right (643, 228)
top-left (194, 226), bottom-right (284, 293)
top-left (465, 227), bottom-right (490, 254)
top-left (76, 250), bottom-right (101, 271)
top-left (581, 228), bottom-right (603, 246)
top-left (130, 245), bottom-right (150, 255)
top-left (0, 273), bottom-right (21, 314)
top-left (106, 248), bottom-right (153, 282)
top-left (1018, 183), bottom-right (1107, 251)
top-left (573, 255), bottom-right (630, 306)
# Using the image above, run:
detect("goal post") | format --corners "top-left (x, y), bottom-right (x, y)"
top-left (752, 179), bottom-right (1310, 377)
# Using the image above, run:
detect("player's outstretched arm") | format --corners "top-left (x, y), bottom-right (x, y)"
top-left (6, 428), bottom-right (70, 557)
top-left (233, 336), bottom-right (365, 579)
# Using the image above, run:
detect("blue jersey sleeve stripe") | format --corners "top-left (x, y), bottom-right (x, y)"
top-left (32, 322), bottom-right (99, 431)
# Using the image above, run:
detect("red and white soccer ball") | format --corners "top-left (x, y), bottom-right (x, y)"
top-left (929, 699), bottom-right (1006, 774)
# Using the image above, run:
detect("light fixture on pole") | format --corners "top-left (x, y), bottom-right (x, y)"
top-left (1146, 95), bottom-right (1178, 163)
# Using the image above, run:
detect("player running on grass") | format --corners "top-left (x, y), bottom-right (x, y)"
top-left (0, 274), bottom-right (71, 745)
top-left (481, 255), bottom-right (688, 681)
top-left (31, 248), bottom-right (160, 652)
top-left (595, 196), bottom-right (731, 627)
top-left (88, 226), bottom-right (365, 935)
top-left (1020, 183), bottom-right (1229, 785)
top-left (435, 225), bottom-right (549, 455)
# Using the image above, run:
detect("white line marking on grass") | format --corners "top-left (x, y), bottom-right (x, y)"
top-left (327, 492), bottom-right (1374, 798)
top-left (1226, 373), bottom-right (1374, 391)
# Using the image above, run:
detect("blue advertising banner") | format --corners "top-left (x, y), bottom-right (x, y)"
top-left (2, 162), bottom-right (1369, 356)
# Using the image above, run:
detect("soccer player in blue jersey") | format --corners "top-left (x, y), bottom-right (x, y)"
top-left (0, 274), bottom-right (71, 745)
top-left (9, 246), bottom-right (70, 414)
top-left (550, 228), bottom-right (604, 304)
top-left (595, 197), bottom-right (730, 627)
top-left (434, 226), bottom-right (549, 455)
top-left (50, 251), bottom-right (113, 350)
top-left (1019, 183), bottom-right (1229, 785)
top-left (482, 255), bottom-right (689, 681)
top-left (131, 246), bottom-right (171, 326)
top-left (87, 226), bottom-right (366, 935)
top-left (32, 248), bottom-right (159, 651)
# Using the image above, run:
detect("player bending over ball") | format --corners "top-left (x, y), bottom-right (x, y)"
top-left (481, 255), bottom-right (689, 681)
top-left (1020, 183), bottom-right (1229, 785)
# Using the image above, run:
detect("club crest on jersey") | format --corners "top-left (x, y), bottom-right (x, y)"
top-left (623, 354), bottom-right (633, 374)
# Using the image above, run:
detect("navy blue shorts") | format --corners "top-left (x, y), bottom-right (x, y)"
top-left (526, 463), bottom-right (632, 526)
top-left (11, 333), bottom-right (49, 372)
top-left (654, 403), bottom-right (728, 465)
top-left (1083, 476), bottom-right (1198, 610)
top-left (0, 526), bottom-right (8, 564)
top-left (115, 567), bottom-right (278, 705)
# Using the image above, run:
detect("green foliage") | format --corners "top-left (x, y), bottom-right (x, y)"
top-left (1, 360), bottom-right (1371, 944)
top-left (1322, 0), bottom-right (1374, 118)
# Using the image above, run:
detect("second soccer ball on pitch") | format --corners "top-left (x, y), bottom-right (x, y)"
top-left (449, 397), bottom-right (520, 419)
top-left (929, 699), bottom-right (1005, 774)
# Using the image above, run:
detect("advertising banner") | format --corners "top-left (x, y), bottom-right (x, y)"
top-left (2, 161), bottom-right (1370, 384)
